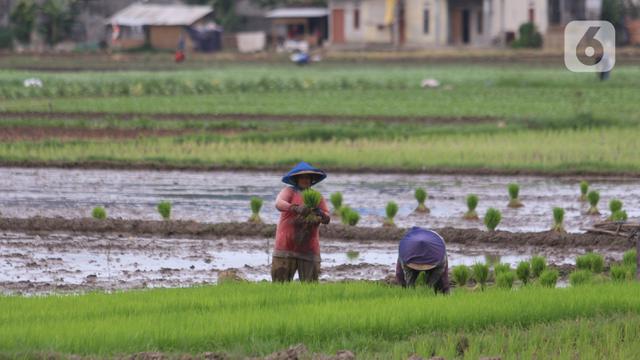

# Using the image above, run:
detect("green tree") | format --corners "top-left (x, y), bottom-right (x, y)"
top-left (9, 0), bottom-right (37, 44)
top-left (38, 0), bottom-right (79, 46)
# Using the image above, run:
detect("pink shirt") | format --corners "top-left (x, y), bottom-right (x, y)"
top-left (273, 186), bottom-right (329, 261)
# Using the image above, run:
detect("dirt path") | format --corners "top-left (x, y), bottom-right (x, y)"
top-left (0, 217), bottom-right (632, 251)
top-left (0, 126), bottom-right (211, 141)
top-left (0, 111), bottom-right (500, 125)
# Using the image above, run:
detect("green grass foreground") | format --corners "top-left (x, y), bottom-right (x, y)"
top-left (2, 282), bottom-right (640, 359)
top-left (2, 127), bottom-right (640, 174)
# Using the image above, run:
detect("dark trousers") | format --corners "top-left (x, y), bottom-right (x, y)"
top-left (271, 256), bottom-right (320, 282)
top-left (401, 257), bottom-right (450, 294)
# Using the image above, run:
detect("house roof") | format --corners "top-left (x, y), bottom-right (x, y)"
top-left (265, 7), bottom-right (329, 19)
top-left (107, 4), bottom-right (213, 27)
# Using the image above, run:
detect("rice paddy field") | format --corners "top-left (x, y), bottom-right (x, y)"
top-left (2, 56), bottom-right (640, 359)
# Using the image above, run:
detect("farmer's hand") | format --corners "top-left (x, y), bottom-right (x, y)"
top-left (291, 204), bottom-right (311, 216)
top-left (315, 208), bottom-right (330, 224)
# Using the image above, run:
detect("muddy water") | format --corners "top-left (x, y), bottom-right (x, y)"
top-left (0, 232), bottom-right (624, 295)
top-left (1, 168), bottom-right (638, 232)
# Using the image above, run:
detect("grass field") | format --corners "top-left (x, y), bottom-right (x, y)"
top-left (1, 64), bottom-right (639, 174)
top-left (1, 282), bottom-right (640, 359)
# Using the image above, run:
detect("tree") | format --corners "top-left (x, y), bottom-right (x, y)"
top-left (37, 0), bottom-right (79, 46)
top-left (9, 0), bottom-right (37, 44)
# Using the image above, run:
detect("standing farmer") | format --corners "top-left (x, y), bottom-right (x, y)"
top-left (272, 162), bottom-right (330, 282)
top-left (396, 227), bottom-right (450, 294)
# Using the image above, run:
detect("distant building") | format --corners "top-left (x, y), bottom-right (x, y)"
top-left (266, 7), bottom-right (329, 49)
top-left (328, 0), bottom-right (604, 48)
top-left (106, 3), bottom-right (219, 51)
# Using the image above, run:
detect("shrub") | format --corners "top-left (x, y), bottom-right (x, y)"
top-left (552, 207), bottom-right (565, 232)
top-left (507, 183), bottom-right (523, 208)
top-left (330, 192), bottom-right (343, 214)
top-left (414, 188), bottom-right (430, 213)
top-left (91, 206), bottom-right (106, 220)
top-left (471, 263), bottom-right (489, 290)
top-left (530, 256), bottom-right (547, 278)
top-left (464, 194), bottom-right (479, 220)
top-left (579, 181), bottom-right (589, 201)
top-left (587, 191), bottom-right (600, 215)
top-left (569, 270), bottom-right (593, 286)
top-left (157, 201), bottom-right (172, 220)
top-left (511, 22), bottom-right (543, 48)
top-left (539, 269), bottom-right (559, 288)
top-left (452, 265), bottom-right (471, 287)
top-left (9, 0), bottom-right (36, 44)
top-left (610, 265), bottom-right (629, 282)
top-left (249, 197), bottom-right (263, 223)
top-left (496, 271), bottom-right (516, 289)
top-left (484, 208), bottom-right (502, 231)
top-left (384, 201), bottom-right (399, 227)
top-left (576, 252), bottom-right (605, 273)
top-left (623, 249), bottom-right (637, 267)
top-left (516, 261), bottom-right (531, 285)
top-left (493, 263), bottom-right (511, 277)
top-left (0, 27), bottom-right (12, 49)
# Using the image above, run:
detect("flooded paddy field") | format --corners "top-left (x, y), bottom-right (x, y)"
top-left (0, 231), bottom-right (625, 295)
top-left (0, 167), bottom-right (638, 232)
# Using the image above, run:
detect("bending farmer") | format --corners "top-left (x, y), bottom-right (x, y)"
top-left (272, 162), bottom-right (330, 282)
top-left (396, 227), bottom-right (450, 294)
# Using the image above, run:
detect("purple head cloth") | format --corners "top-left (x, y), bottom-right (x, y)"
top-left (398, 227), bottom-right (446, 265)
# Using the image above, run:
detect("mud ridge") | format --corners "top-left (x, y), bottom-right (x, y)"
top-left (0, 217), bottom-right (632, 250)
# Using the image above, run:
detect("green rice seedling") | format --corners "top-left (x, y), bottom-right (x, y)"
top-left (157, 201), bottom-right (172, 220)
top-left (611, 210), bottom-right (628, 222)
top-left (587, 191), bottom-right (600, 215)
top-left (623, 249), bottom-right (637, 267)
top-left (383, 201), bottom-right (399, 227)
top-left (484, 254), bottom-right (501, 266)
top-left (569, 270), bottom-right (593, 286)
top-left (507, 183), bottom-right (523, 208)
top-left (576, 252), bottom-right (605, 273)
top-left (493, 263), bottom-right (511, 277)
top-left (484, 208), bottom-right (502, 231)
top-left (91, 206), bottom-right (106, 220)
top-left (530, 256), bottom-right (547, 278)
top-left (496, 271), bottom-right (516, 289)
top-left (552, 207), bottom-right (565, 233)
top-left (608, 199), bottom-right (623, 220)
top-left (471, 263), bottom-right (490, 290)
top-left (610, 265), bottom-right (629, 282)
top-left (463, 194), bottom-right (479, 220)
top-left (248, 197), bottom-right (263, 223)
top-left (346, 250), bottom-right (360, 261)
top-left (579, 181), bottom-right (589, 201)
top-left (330, 192), bottom-right (343, 215)
top-left (539, 269), bottom-right (559, 288)
top-left (302, 188), bottom-right (322, 209)
top-left (516, 261), bottom-right (531, 285)
top-left (340, 206), bottom-right (360, 226)
top-left (414, 188), bottom-right (430, 213)
top-left (452, 265), bottom-right (471, 288)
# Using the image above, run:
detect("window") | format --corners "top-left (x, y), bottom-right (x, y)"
top-left (423, 8), bottom-right (430, 34)
top-left (354, 8), bottom-right (360, 30)
top-left (477, 11), bottom-right (483, 34)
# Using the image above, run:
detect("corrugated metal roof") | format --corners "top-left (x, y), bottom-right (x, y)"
top-left (266, 7), bottom-right (329, 19)
top-left (107, 4), bottom-right (213, 27)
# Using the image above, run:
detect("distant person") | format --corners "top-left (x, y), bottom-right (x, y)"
top-left (396, 227), bottom-right (450, 294)
top-left (175, 34), bottom-right (186, 63)
top-left (272, 162), bottom-right (330, 282)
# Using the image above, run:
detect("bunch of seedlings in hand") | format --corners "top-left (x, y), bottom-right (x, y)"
top-left (414, 188), bottom-right (430, 213)
top-left (383, 201), bottom-right (399, 227)
top-left (507, 183), bottom-right (523, 208)
top-left (463, 194), bottom-right (479, 220)
top-left (248, 197), bottom-right (263, 224)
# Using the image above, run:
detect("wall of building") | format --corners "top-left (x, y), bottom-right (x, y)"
top-left (404, 0), bottom-right (448, 46)
top-left (149, 26), bottom-right (194, 50)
